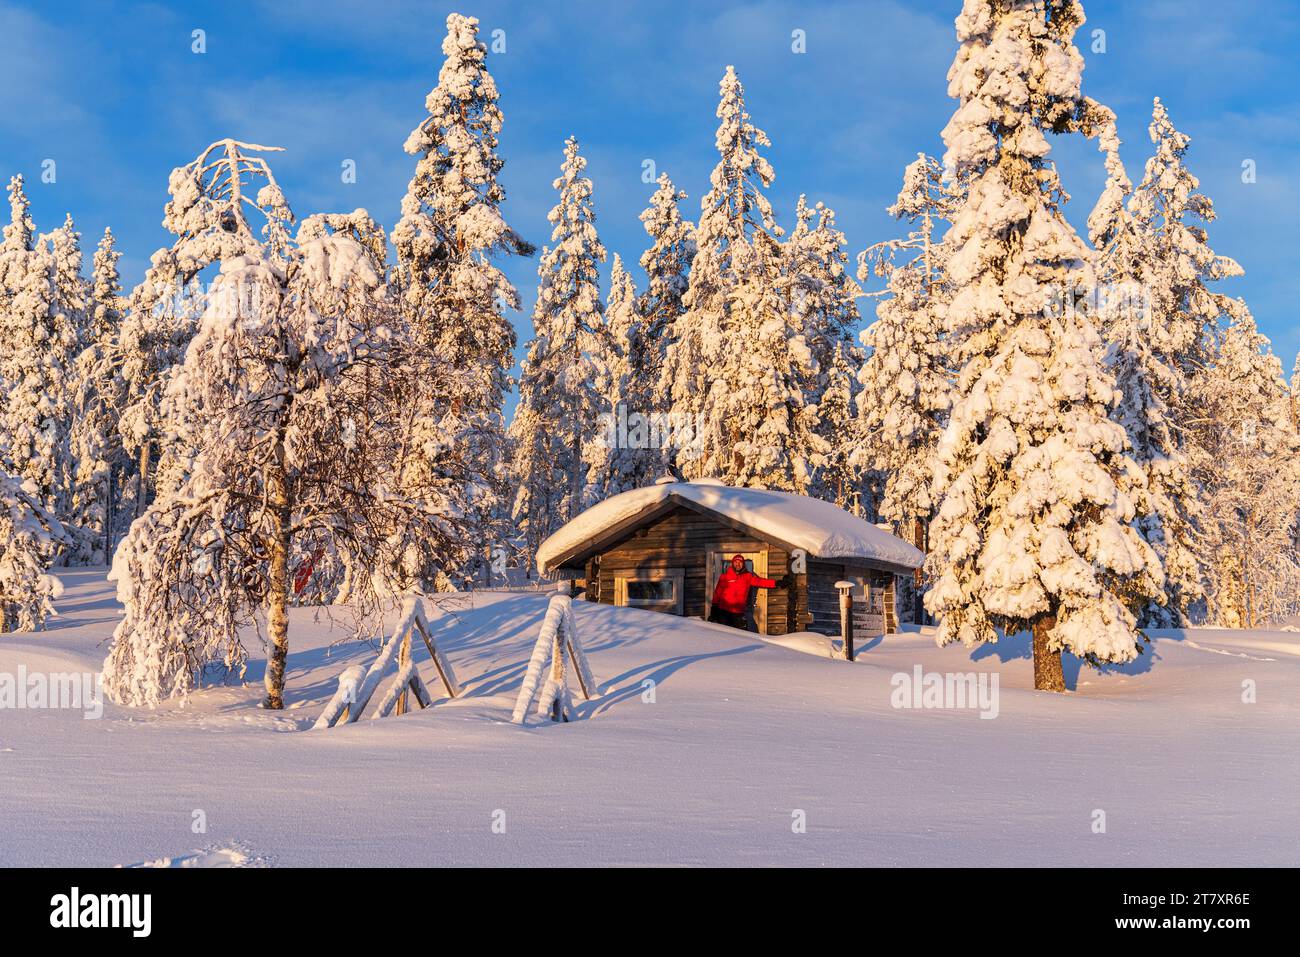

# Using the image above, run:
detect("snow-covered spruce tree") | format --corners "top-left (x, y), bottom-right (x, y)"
top-left (394, 12), bottom-right (533, 583)
top-left (88, 228), bottom-right (123, 346)
top-left (1114, 99), bottom-right (1251, 622)
top-left (787, 195), bottom-right (861, 380)
top-left (855, 154), bottom-right (962, 542)
top-left (0, 471), bottom-right (70, 633)
top-left (1088, 115), bottom-right (1205, 626)
top-left (664, 66), bottom-right (781, 478)
top-left (696, 231), bottom-right (826, 491)
top-left (2, 173), bottom-right (34, 252)
top-left (0, 175), bottom-right (33, 421)
top-left (105, 220), bottom-right (472, 709)
top-left (45, 215), bottom-right (95, 554)
top-left (68, 228), bottom-right (129, 563)
top-left (1129, 98), bottom-right (1242, 382)
top-left (1292, 354), bottom-right (1300, 429)
top-left (114, 139), bottom-right (294, 518)
top-left (636, 173), bottom-right (695, 427)
top-left (49, 214), bottom-right (89, 347)
top-left (586, 254), bottom-right (648, 498)
top-left (924, 0), bottom-right (1164, 692)
top-left (510, 136), bottom-right (607, 570)
top-left (815, 336), bottom-right (863, 510)
top-left (0, 179), bottom-right (75, 517)
top-left (786, 196), bottom-right (866, 503)
top-left (1187, 305), bottom-right (1300, 628)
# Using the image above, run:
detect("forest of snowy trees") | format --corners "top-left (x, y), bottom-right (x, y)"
top-left (1, 1), bottom-right (1298, 703)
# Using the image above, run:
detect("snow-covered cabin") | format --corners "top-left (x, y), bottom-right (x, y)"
top-left (536, 479), bottom-right (925, 636)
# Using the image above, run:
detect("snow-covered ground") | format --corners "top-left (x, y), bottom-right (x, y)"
top-left (1, 567), bottom-right (1296, 867)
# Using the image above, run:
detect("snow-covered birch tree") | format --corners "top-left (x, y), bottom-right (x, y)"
top-left (105, 217), bottom-right (472, 709)
top-left (114, 139), bottom-right (294, 516)
top-left (924, 0), bottom-right (1164, 692)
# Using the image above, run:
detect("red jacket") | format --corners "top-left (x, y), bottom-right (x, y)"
top-left (711, 567), bottom-right (776, 614)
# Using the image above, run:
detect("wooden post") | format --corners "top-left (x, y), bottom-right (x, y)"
top-left (565, 634), bottom-right (591, 700)
top-left (550, 632), bottom-right (567, 722)
top-left (835, 580), bottom-right (855, 661)
top-left (394, 630), bottom-right (411, 716)
top-left (414, 618), bottom-right (459, 698)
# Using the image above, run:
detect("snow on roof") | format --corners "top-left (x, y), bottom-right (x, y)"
top-left (537, 480), bottom-right (925, 573)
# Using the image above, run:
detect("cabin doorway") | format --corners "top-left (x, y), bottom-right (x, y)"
top-left (705, 550), bottom-right (767, 634)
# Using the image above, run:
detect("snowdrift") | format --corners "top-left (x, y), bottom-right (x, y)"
top-left (0, 567), bottom-right (1296, 867)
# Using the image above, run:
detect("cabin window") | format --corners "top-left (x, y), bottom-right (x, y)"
top-left (614, 568), bottom-right (685, 615)
top-left (627, 580), bottom-right (674, 603)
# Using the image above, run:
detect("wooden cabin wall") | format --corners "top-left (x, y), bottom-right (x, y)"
top-left (806, 560), bottom-right (848, 636)
top-left (805, 560), bottom-right (901, 636)
top-left (765, 547), bottom-right (790, 636)
top-left (584, 505), bottom-right (793, 635)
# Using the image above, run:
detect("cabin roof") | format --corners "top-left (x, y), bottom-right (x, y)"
top-left (536, 479), bottom-right (925, 574)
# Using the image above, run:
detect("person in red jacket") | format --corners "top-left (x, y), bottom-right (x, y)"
top-left (709, 554), bottom-right (781, 631)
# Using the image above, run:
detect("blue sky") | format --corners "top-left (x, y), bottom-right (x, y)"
top-left (2, 0), bottom-right (1296, 395)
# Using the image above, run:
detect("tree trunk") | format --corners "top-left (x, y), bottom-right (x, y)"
top-left (570, 428), bottom-right (582, 524)
top-left (913, 517), bottom-right (928, 625)
top-left (1032, 614), bottom-right (1066, 692)
top-left (135, 441), bottom-right (150, 520)
top-left (104, 466), bottom-right (115, 559)
top-left (263, 446), bottom-right (291, 710)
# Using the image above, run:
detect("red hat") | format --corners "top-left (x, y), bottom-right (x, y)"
top-left (731, 554), bottom-right (746, 562)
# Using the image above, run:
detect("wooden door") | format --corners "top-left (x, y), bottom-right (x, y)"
top-left (706, 550), bottom-right (768, 634)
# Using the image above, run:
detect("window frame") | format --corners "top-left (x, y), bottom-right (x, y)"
top-left (614, 567), bottom-right (685, 615)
